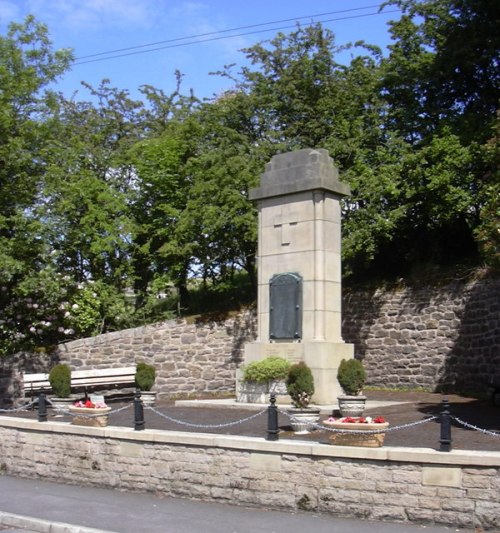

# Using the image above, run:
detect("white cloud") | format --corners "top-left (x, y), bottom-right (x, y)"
top-left (0, 1), bottom-right (21, 25)
top-left (165, 2), bottom-right (249, 59)
top-left (23, 0), bottom-right (163, 30)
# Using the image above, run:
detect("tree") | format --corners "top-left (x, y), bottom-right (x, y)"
top-left (175, 92), bottom-right (264, 293)
top-left (216, 25), bottom-right (414, 277)
top-left (383, 0), bottom-right (499, 143)
top-left (127, 119), bottom-right (197, 312)
top-left (375, 0), bottom-right (499, 273)
top-left (0, 17), bottom-right (72, 355)
top-left (41, 83), bottom-right (142, 286)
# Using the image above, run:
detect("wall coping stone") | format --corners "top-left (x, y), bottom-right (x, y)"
top-left (2, 415), bottom-right (499, 467)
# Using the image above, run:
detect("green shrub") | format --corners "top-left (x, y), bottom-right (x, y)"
top-left (286, 362), bottom-right (315, 408)
top-left (337, 358), bottom-right (366, 395)
top-left (48, 363), bottom-right (71, 398)
top-left (242, 357), bottom-right (291, 383)
top-left (135, 362), bottom-right (156, 391)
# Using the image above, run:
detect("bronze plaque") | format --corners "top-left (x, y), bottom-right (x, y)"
top-left (269, 272), bottom-right (302, 340)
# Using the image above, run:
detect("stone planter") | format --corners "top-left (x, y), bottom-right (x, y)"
top-left (288, 407), bottom-right (321, 434)
top-left (237, 380), bottom-right (288, 404)
top-left (140, 391), bottom-right (157, 406)
top-left (323, 419), bottom-right (389, 447)
top-left (69, 406), bottom-right (111, 427)
top-left (337, 395), bottom-right (367, 417)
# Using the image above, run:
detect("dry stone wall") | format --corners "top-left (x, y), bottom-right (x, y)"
top-left (0, 310), bottom-right (257, 402)
top-left (342, 276), bottom-right (500, 393)
top-left (54, 309), bottom-right (257, 398)
top-left (1, 275), bottom-right (498, 401)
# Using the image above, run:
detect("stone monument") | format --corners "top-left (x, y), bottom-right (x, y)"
top-left (242, 148), bottom-right (354, 404)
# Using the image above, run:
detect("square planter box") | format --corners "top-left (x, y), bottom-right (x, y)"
top-left (322, 420), bottom-right (389, 447)
top-left (69, 406), bottom-right (111, 427)
top-left (237, 380), bottom-right (288, 404)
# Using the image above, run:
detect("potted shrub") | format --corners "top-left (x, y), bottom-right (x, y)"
top-left (285, 362), bottom-right (320, 434)
top-left (337, 358), bottom-right (367, 416)
top-left (238, 357), bottom-right (291, 403)
top-left (48, 363), bottom-right (74, 414)
top-left (135, 362), bottom-right (157, 406)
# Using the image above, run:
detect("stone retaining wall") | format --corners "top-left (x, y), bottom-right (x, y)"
top-left (1, 276), bottom-right (499, 401)
top-left (0, 418), bottom-right (499, 530)
top-left (342, 276), bottom-right (500, 393)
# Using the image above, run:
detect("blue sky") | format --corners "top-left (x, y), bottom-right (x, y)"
top-left (0, 1), bottom-right (402, 102)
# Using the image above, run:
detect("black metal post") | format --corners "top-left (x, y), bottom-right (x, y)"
top-left (38, 392), bottom-right (47, 422)
top-left (134, 389), bottom-right (145, 431)
top-left (266, 393), bottom-right (279, 441)
top-left (439, 397), bottom-right (452, 452)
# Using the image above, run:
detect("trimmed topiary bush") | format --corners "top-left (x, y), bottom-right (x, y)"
top-left (337, 358), bottom-right (366, 395)
top-left (286, 362), bottom-right (315, 408)
top-left (48, 363), bottom-right (71, 398)
top-left (135, 362), bottom-right (156, 391)
top-left (242, 357), bottom-right (291, 384)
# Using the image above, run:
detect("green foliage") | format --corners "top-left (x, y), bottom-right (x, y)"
top-left (337, 359), bottom-right (366, 395)
top-left (1, 6), bottom-right (498, 356)
top-left (474, 113), bottom-right (500, 270)
top-left (286, 362), bottom-right (315, 408)
top-left (135, 362), bottom-right (156, 391)
top-left (184, 271), bottom-right (255, 315)
top-left (242, 357), bottom-right (291, 384)
top-left (383, 0), bottom-right (499, 144)
top-left (48, 363), bottom-right (71, 398)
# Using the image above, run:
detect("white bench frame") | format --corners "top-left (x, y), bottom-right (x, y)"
top-left (23, 366), bottom-right (136, 397)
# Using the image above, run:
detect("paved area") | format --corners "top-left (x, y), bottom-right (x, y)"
top-left (0, 475), bottom-right (474, 533)
top-left (5, 390), bottom-right (498, 451)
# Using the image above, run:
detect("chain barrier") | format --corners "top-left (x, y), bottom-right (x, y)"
top-left (316, 416), bottom-right (438, 435)
top-left (145, 405), bottom-right (268, 429)
top-left (278, 408), bottom-right (439, 435)
top-left (53, 403), bottom-right (133, 419)
top-left (0, 400), bottom-right (37, 413)
top-left (451, 416), bottom-right (500, 438)
top-left (2, 397), bottom-right (499, 442)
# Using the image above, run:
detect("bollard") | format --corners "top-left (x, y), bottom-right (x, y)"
top-left (134, 389), bottom-right (145, 431)
top-left (266, 393), bottom-right (279, 441)
top-left (439, 397), bottom-right (452, 452)
top-left (38, 392), bottom-right (47, 423)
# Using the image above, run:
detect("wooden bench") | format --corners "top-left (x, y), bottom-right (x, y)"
top-left (23, 366), bottom-right (136, 399)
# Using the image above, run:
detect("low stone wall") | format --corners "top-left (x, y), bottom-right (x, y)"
top-left (0, 417), bottom-right (499, 530)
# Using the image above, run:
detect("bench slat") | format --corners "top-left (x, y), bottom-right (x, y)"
top-left (71, 367), bottom-right (136, 379)
top-left (22, 366), bottom-right (137, 394)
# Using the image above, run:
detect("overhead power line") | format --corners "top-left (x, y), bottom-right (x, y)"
top-left (74, 5), bottom-right (399, 66)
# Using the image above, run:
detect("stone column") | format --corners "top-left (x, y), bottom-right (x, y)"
top-left (242, 148), bottom-right (354, 404)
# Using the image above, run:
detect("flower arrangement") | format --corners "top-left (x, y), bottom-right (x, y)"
top-left (70, 398), bottom-right (111, 427)
top-left (73, 399), bottom-right (108, 409)
top-left (323, 415), bottom-right (389, 447)
top-left (326, 416), bottom-right (386, 424)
